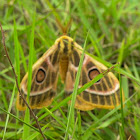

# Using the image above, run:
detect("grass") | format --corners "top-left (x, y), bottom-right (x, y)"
top-left (0, 0), bottom-right (140, 140)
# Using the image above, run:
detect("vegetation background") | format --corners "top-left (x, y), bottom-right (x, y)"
top-left (0, 0), bottom-right (140, 140)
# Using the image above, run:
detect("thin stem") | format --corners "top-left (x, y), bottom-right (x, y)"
top-left (0, 23), bottom-right (47, 140)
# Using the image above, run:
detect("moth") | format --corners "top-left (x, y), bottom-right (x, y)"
top-left (16, 35), bottom-right (124, 111)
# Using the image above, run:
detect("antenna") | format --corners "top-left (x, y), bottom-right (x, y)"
top-left (56, 18), bottom-right (72, 35)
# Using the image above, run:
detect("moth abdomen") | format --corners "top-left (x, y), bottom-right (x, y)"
top-left (59, 55), bottom-right (69, 82)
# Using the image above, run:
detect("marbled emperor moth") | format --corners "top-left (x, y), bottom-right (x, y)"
top-left (16, 35), bottom-right (124, 111)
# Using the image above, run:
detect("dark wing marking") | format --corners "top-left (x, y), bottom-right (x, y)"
top-left (65, 47), bottom-right (124, 110)
top-left (17, 45), bottom-right (59, 110)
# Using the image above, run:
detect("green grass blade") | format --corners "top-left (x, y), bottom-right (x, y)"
top-left (77, 111), bottom-right (82, 137)
top-left (22, 11), bottom-right (36, 139)
top-left (65, 33), bottom-right (89, 140)
top-left (134, 112), bottom-right (140, 140)
top-left (19, 42), bottom-right (28, 72)
top-left (122, 76), bottom-right (129, 99)
top-left (0, 79), bottom-right (8, 110)
top-left (2, 84), bottom-right (16, 140)
top-left (27, 13), bottom-right (36, 100)
top-left (117, 39), bottom-right (125, 66)
top-left (26, 123), bottom-right (55, 140)
top-left (0, 107), bottom-right (39, 133)
top-left (45, 108), bottom-right (66, 129)
top-left (132, 58), bottom-right (140, 80)
top-left (14, 19), bottom-right (20, 84)
top-left (90, 0), bottom-right (111, 41)
top-left (119, 73), bottom-right (126, 139)
top-left (0, 73), bottom-right (15, 83)
top-left (75, 1), bottom-right (102, 57)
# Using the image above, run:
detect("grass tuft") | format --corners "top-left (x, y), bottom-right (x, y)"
top-left (0, 0), bottom-right (140, 139)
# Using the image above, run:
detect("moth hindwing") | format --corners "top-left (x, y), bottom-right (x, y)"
top-left (17, 35), bottom-right (124, 111)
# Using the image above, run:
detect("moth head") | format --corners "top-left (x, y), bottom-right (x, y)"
top-left (56, 18), bottom-right (72, 35)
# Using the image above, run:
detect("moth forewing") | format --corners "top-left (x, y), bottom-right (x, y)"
top-left (17, 44), bottom-right (59, 110)
top-left (17, 35), bottom-right (124, 111)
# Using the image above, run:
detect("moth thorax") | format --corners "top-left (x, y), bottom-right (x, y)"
top-left (59, 55), bottom-right (69, 83)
